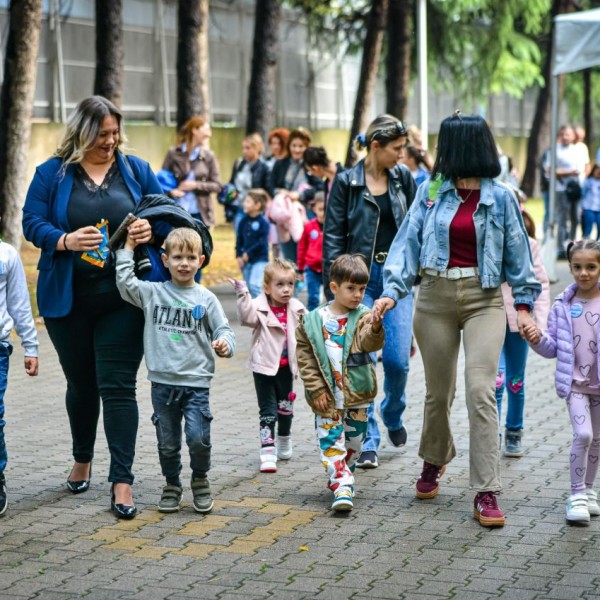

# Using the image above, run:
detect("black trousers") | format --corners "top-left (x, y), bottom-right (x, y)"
top-left (253, 366), bottom-right (294, 447)
top-left (45, 290), bottom-right (144, 484)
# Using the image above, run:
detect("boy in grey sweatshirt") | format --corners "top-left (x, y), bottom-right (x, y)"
top-left (116, 227), bottom-right (235, 514)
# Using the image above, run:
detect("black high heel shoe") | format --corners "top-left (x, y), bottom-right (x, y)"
top-left (66, 462), bottom-right (92, 494)
top-left (111, 484), bottom-right (137, 519)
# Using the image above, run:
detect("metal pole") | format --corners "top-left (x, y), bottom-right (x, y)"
top-left (51, 0), bottom-right (67, 122)
top-left (417, 0), bottom-right (428, 149)
top-left (156, 0), bottom-right (172, 126)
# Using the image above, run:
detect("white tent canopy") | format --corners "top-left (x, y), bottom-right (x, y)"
top-left (545, 8), bottom-right (600, 279)
top-left (554, 8), bottom-right (600, 75)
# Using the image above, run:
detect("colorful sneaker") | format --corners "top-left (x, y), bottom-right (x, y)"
top-left (416, 462), bottom-right (446, 499)
top-left (473, 491), bottom-right (506, 527)
top-left (0, 473), bottom-right (7, 516)
top-left (356, 450), bottom-right (378, 469)
top-left (586, 488), bottom-right (600, 516)
top-left (260, 447), bottom-right (277, 473)
top-left (277, 436), bottom-right (293, 460)
top-left (331, 487), bottom-right (354, 512)
top-left (191, 478), bottom-right (214, 513)
top-left (566, 493), bottom-right (590, 524)
top-left (504, 429), bottom-right (524, 458)
top-left (158, 484), bottom-right (183, 513)
top-left (387, 426), bottom-right (407, 448)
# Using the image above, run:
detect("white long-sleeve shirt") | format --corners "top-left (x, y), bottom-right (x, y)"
top-left (0, 241), bottom-right (38, 356)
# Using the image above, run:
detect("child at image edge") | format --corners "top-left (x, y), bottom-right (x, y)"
top-left (296, 254), bottom-right (384, 511)
top-left (526, 240), bottom-right (600, 525)
top-left (0, 239), bottom-right (39, 516)
top-left (230, 258), bottom-right (306, 473)
top-left (116, 227), bottom-right (235, 514)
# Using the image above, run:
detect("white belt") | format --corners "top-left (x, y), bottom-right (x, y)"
top-left (422, 267), bottom-right (479, 280)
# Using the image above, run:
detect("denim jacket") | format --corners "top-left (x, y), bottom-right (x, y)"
top-left (382, 177), bottom-right (541, 309)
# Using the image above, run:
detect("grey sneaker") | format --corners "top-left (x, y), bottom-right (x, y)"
top-left (158, 484), bottom-right (182, 513)
top-left (504, 429), bottom-right (524, 458)
top-left (191, 478), bottom-right (214, 513)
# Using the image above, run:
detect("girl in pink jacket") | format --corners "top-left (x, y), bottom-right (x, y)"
top-left (229, 259), bottom-right (307, 473)
top-left (496, 210), bottom-right (550, 457)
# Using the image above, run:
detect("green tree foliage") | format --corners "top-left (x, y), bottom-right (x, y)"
top-left (428, 0), bottom-right (551, 100)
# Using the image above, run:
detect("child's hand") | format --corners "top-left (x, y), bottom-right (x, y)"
top-left (212, 339), bottom-right (230, 357)
top-left (313, 392), bottom-right (331, 413)
top-left (372, 297), bottom-right (395, 323)
top-left (297, 272), bottom-right (305, 282)
top-left (25, 356), bottom-right (38, 376)
top-left (227, 277), bottom-right (247, 293)
top-left (524, 325), bottom-right (542, 345)
top-left (124, 232), bottom-right (138, 251)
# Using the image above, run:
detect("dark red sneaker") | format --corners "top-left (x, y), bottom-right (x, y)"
top-left (473, 491), bottom-right (505, 527)
top-left (415, 462), bottom-right (446, 499)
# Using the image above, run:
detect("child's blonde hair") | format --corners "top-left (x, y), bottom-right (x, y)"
top-left (263, 258), bottom-right (296, 285)
top-left (164, 227), bottom-right (203, 255)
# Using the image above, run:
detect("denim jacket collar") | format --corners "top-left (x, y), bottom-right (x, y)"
top-left (438, 177), bottom-right (495, 207)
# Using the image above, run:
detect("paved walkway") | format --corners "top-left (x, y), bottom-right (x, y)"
top-left (0, 262), bottom-right (599, 600)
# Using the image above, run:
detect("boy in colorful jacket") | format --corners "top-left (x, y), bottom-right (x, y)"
top-left (296, 254), bottom-right (384, 512)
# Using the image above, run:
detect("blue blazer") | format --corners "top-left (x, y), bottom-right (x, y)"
top-left (22, 152), bottom-right (162, 317)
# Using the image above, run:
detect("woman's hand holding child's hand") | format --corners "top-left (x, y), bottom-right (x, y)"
top-left (524, 325), bottom-right (542, 345)
top-left (372, 297), bottom-right (395, 324)
top-left (212, 339), bottom-right (230, 357)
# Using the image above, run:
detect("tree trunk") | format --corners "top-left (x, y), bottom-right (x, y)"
top-left (521, 0), bottom-right (570, 197)
top-left (345, 0), bottom-right (390, 167)
top-left (583, 68), bottom-right (593, 151)
top-left (385, 0), bottom-right (411, 120)
top-left (94, 0), bottom-right (123, 107)
top-left (0, 0), bottom-right (42, 248)
top-left (246, 0), bottom-right (281, 140)
top-left (177, 0), bottom-right (210, 130)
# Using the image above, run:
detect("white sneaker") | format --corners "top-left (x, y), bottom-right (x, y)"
top-left (566, 493), bottom-right (590, 523)
top-left (259, 447), bottom-right (277, 473)
top-left (331, 487), bottom-right (354, 512)
top-left (277, 436), bottom-right (292, 460)
top-left (586, 488), bottom-right (600, 516)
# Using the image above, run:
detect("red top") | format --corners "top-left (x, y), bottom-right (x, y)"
top-left (269, 304), bottom-right (289, 367)
top-left (297, 218), bottom-right (323, 272)
top-left (448, 188), bottom-right (480, 268)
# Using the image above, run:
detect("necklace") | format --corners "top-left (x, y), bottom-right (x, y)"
top-left (458, 187), bottom-right (476, 203)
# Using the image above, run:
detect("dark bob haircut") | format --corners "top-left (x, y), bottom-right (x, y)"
top-left (329, 254), bottom-right (369, 286)
top-left (431, 113), bottom-right (501, 180)
top-left (303, 146), bottom-right (330, 168)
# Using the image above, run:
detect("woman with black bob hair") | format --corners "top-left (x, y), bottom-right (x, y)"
top-left (373, 112), bottom-right (541, 527)
top-left (324, 113), bottom-right (417, 470)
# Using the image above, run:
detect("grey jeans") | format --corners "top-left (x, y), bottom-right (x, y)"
top-left (413, 274), bottom-right (506, 492)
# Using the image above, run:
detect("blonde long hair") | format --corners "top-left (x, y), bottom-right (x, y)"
top-left (54, 96), bottom-right (127, 168)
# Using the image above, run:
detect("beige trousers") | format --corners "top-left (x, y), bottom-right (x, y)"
top-left (413, 274), bottom-right (506, 491)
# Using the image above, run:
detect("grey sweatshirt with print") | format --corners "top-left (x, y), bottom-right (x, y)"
top-left (116, 249), bottom-right (235, 387)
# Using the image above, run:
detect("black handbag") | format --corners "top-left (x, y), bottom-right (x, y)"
top-left (566, 179), bottom-right (582, 202)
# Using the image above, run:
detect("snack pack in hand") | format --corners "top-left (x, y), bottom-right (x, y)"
top-left (81, 219), bottom-right (110, 267)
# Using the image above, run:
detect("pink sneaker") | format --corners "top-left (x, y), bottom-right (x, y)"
top-left (416, 462), bottom-right (446, 499)
top-left (473, 491), bottom-right (505, 527)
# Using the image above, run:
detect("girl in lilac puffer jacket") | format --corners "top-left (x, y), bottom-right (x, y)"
top-left (527, 239), bottom-right (600, 525)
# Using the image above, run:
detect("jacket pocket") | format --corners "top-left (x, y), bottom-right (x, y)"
top-left (347, 352), bottom-right (372, 367)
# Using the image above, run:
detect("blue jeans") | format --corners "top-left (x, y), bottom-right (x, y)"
top-left (495, 327), bottom-right (528, 431)
top-left (582, 209), bottom-right (600, 239)
top-left (0, 343), bottom-right (12, 473)
top-left (243, 261), bottom-right (268, 298)
top-left (151, 383), bottom-right (213, 485)
top-left (304, 267), bottom-right (323, 310)
top-left (361, 261), bottom-right (413, 452)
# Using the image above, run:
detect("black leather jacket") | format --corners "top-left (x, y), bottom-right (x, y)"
top-left (323, 159), bottom-right (417, 295)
